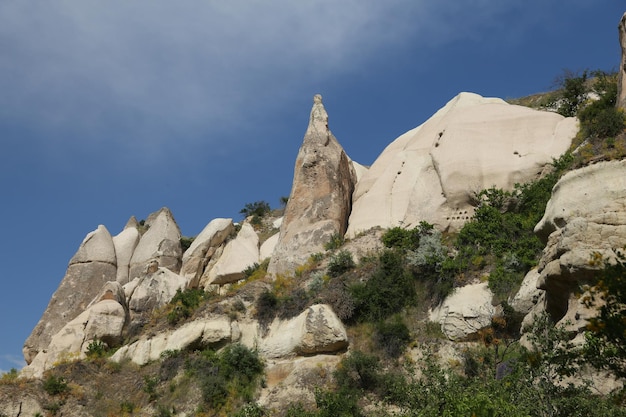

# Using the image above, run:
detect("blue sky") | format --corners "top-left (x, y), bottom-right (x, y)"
top-left (0, 1), bottom-right (623, 373)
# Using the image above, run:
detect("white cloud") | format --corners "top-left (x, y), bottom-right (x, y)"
top-left (0, 1), bottom-right (570, 154)
top-left (0, 354), bottom-right (26, 373)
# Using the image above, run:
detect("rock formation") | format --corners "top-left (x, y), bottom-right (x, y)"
top-left (112, 217), bottom-right (141, 284)
top-left (268, 94), bottom-right (358, 275)
top-left (129, 207), bottom-right (182, 280)
top-left (346, 92), bottom-right (577, 237)
top-left (23, 225), bottom-right (118, 364)
top-left (618, 12), bottom-right (626, 110)
top-left (529, 160), bottom-right (626, 327)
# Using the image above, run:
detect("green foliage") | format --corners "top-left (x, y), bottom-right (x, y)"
top-left (240, 200), bottom-right (271, 219)
top-left (179, 236), bottom-right (195, 253)
top-left (119, 400), bottom-right (135, 413)
top-left (234, 402), bottom-right (267, 417)
top-left (85, 339), bottom-right (108, 358)
top-left (323, 232), bottom-right (344, 251)
top-left (167, 288), bottom-right (208, 325)
top-left (326, 249), bottom-right (355, 277)
top-left (373, 316), bottom-right (411, 358)
top-left (143, 375), bottom-right (160, 402)
top-left (351, 249), bottom-right (415, 322)
top-left (381, 223), bottom-right (426, 251)
top-left (42, 374), bottom-right (68, 396)
top-left (333, 350), bottom-right (382, 392)
top-left (0, 368), bottom-right (19, 384)
top-left (556, 69), bottom-right (589, 117)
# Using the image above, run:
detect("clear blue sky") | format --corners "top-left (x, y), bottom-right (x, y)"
top-left (0, 2), bottom-right (623, 373)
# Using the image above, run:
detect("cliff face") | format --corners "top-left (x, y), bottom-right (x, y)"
top-left (13, 83), bottom-right (625, 414)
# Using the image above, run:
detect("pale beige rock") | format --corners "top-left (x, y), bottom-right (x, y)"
top-left (258, 304), bottom-right (348, 358)
top-left (111, 315), bottom-right (233, 365)
top-left (260, 232), bottom-right (279, 261)
top-left (429, 282), bottom-right (495, 341)
top-left (510, 268), bottom-right (542, 314)
top-left (129, 207), bottom-right (182, 280)
top-left (268, 95), bottom-right (357, 275)
top-left (618, 13), bottom-right (626, 110)
top-left (203, 223), bottom-right (259, 285)
top-left (533, 160), bottom-right (626, 321)
top-left (23, 226), bottom-right (117, 364)
top-left (347, 92), bottom-right (577, 237)
top-left (180, 218), bottom-right (234, 287)
top-left (125, 267), bottom-right (187, 327)
top-left (0, 395), bottom-right (43, 417)
top-left (113, 220), bottom-right (141, 284)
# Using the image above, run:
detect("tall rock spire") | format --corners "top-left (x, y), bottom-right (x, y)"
top-left (267, 95), bottom-right (357, 276)
top-left (618, 13), bottom-right (626, 110)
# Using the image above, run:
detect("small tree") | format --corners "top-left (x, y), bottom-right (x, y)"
top-left (239, 201), bottom-right (271, 219)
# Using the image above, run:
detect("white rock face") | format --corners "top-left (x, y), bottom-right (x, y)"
top-left (202, 223), bottom-right (259, 285)
top-left (113, 219), bottom-right (141, 284)
top-left (430, 282), bottom-right (496, 341)
top-left (111, 315), bottom-right (234, 365)
top-left (258, 304), bottom-right (348, 358)
top-left (260, 232), bottom-right (279, 261)
top-left (23, 225), bottom-right (118, 364)
top-left (125, 267), bottom-right (188, 326)
top-left (618, 13), bottom-right (626, 110)
top-left (347, 92), bottom-right (577, 236)
top-left (529, 160), bottom-right (626, 323)
top-left (129, 207), bottom-right (182, 279)
top-left (180, 218), bottom-right (234, 287)
top-left (510, 268), bottom-right (542, 314)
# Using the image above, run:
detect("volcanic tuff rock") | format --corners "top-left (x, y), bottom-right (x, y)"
top-left (529, 160), bottom-right (626, 326)
top-left (346, 92), bottom-right (577, 237)
top-left (129, 207), bottom-right (182, 280)
top-left (112, 217), bottom-right (141, 284)
top-left (268, 94), bottom-right (358, 276)
top-left (23, 225), bottom-right (118, 364)
top-left (618, 12), bottom-right (626, 110)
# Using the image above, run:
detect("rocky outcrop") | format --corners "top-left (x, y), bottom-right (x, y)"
top-left (258, 304), bottom-right (348, 358)
top-left (510, 268), bottom-right (542, 315)
top-left (268, 95), bottom-right (357, 275)
top-left (180, 218), bottom-right (234, 287)
top-left (429, 282), bottom-right (496, 341)
top-left (23, 225), bottom-right (118, 364)
top-left (22, 282), bottom-right (127, 378)
top-left (129, 207), bottom-right (182, 280)
top-left (201, 223), bottom-right (259, 286)
top-left (530, 160), bottom-right (626, 324)
top-left (618, 13), bottom-right (626, 110)
top-left (346, 92), bottom-right (577, 237)
top-left (112, 218), bottom-right (141, 284)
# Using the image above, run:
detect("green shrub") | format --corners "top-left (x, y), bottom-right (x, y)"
top-left (143, 375), bottom-right (159, 402)
top-left (167, 288), bottom-right (208, 325)
top-left (323, 232), bottom-right (344, 251)
top-left (278, 288), bottom-right (310, 319)
top-left (42, 374), bottom-right (68, 396)
top-left (327, 250), bottom-right (355, 277)
top-left (255, 290), bottom-right (278, 329)
top-left (85, 339), bottom-right (108, 358)
top-left (381, 225), bottom-right (421, 251)
top-left (334, 350), bottom-right (381, 392)
top-left (179, 236), bottom-right (195, 253)
top-left (240, 201), bottom-right (271, 219)
top-left (373, 316), bottom-right (411, 358)
top-left (120, 401), bottom-right (135, 413)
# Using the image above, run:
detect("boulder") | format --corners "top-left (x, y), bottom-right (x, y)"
top-left (268, 95), bottom-right (357, 275)
top-left (201, 223), bottom-right (259, 286)
top-left (180, 218), bottom-right (234, 287)
top-left (112, 217), bottom-right (141, 284)
top-left (23, 225), bottom-right (117, 364)
top-left (618, 12), bottom-right (626, 110)
top-left (510, 268), bottom-right (542, 315)
top-left (260, 232), bottom-right (279, 261)
top-left (530, 160), bottom-right (626, 323)
top-left (129, 207), bottom-right (182, 280)
top-left (111, 315), bottom-right (234, 365)
top-left (125, 267), bottom-right (188, 328)
top-left (429, 282), bottom-right (496, 341)
top-left (346, 92), bottom-right (577, 237)
top-left (258, 304), bottom-right (348, 358)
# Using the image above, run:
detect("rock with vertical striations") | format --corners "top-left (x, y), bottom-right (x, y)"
top-left (113, 217), bottom-right (141, 285)
top-left (23, 225), bottom-right (117, 364)
top-left (268, 95), bottom-right (357, 276)
top-left (618, 13), bottom-right (626, 110)
top-left (129, 207), bottom-right (182, 280)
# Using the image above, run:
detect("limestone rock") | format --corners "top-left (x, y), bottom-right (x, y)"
top-left (22, 286), bottom-right (127, 378)
top-left (346, 92), bottom-right (577, 237)
top-left (180, 218), bottom-right (234, 287)
top-left (202, 223), bottom-right (259, 286)
top-left (111, 315), bottom-right (233, 365)
top-left (113, 219), bottom-right (141, 284)
top-left (259, 304), bottom-right (348, 358)
top-left (618, 13), bottom-right (626, 110)
top-left (510, 268), bottom-right (542, 314)
top-left (0, 395), bottom-right (43, 417)
top-left (23, 225), bottom-right (117, 364)
top-left (531, 160), bottom-right (626, 322)
top-left (260, 232), bottom-right (279, 261)
top-left (129, 207), bottom-right (182, 280)
top-left (429, 282), bottom-right (496, 341)
top-left (268, 95), bottom-right (357, 275)
top-left (125, 267), bottom-right (187, 328)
